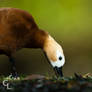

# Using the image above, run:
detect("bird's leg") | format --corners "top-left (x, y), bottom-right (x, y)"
top-left (9, 56), bottom-right (18, 79)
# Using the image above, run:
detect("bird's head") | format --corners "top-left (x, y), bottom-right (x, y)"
top-left (43, 35), bottom-right (65, 77)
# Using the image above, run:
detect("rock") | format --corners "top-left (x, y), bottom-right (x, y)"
top-left (24, 74), bottom-right (45, 80)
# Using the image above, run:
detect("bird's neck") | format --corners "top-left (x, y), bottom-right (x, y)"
top-left (43, 34), bottom-right (59, 61)
top-left (27, 29), bottom-right (49, 49)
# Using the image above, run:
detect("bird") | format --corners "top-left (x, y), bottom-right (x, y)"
top-left (0, 8), bottom-right (65, 78)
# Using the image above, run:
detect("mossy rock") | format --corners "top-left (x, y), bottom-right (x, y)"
top-left (0, 73), bottom-right (92, 92)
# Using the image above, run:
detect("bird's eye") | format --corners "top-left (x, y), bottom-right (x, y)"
top-left (59, 56), bottom-right (62, 60)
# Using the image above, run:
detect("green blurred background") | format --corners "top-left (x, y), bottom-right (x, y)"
top-left (0, 0), bottom-right (92, 77)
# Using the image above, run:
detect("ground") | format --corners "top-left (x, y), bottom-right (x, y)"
top-left (0, 73), bottom-right (92, 92)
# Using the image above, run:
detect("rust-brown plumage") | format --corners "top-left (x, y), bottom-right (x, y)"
top-left (0, 8), bottom-right (48, 57)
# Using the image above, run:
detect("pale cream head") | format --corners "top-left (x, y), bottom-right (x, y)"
top-left (43, 35), bottom-right (65, 68)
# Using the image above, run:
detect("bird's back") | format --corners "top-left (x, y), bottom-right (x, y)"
top-left (0, 8), bottom-right (38, 55)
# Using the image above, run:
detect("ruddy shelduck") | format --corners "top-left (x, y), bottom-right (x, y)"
top-left (0, 8), bottom-right (65, 78)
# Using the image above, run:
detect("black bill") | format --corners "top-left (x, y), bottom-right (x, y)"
top-left (54, 66), bottom-right (63, 77)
